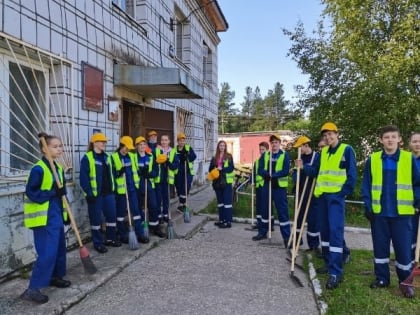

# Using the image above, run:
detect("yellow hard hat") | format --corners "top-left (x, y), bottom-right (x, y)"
top-left (177, 132), bottom-right (186, 140)
top-left (148, 130), bottom-right (157, 137)
top-left (207, 168), bottom-right (220, 181)
top-left (293, 136), bottom-right (311, 148)
top-left (90, 133), bottom-right (108, 143)
top-left (269, 134), bottom-right (281, 142)
top-left (156, 154), bottom-right (168, 164)
top-left (135, 136), bottom-right (146, 145)
top-left (120, 136), bottom-right (134, 150)
top-left (321, 122), bottom-right (338, 133)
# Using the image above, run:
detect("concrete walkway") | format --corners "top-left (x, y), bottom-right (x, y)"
top-left (0, 185), bottom-right (372, 315)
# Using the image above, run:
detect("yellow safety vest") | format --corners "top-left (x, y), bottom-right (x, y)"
top-left (166, 149), bottom-right (177, 185)
top-left (254, 157), bottom-right (264, 188)
top-left (24, 160), bottom-right (67, 228)
top-left (314, 144), bottom-right (348, 197)
top-left (85, 151), bottom-right (115, 196)
top-left (154, 149), bottom-right (162, 184)
top-left (220, 158), bottom-right (234, 184)
top-left (263, 151), bottom-right (288, 187)
top-left (178, 144), bottom-right (195, 175)
top-left (112, 152), bottom-right (140, 193)
top-left (371, 150), bottom-right (415, 215)
top-left (137, 152), bottom-right (156, 189)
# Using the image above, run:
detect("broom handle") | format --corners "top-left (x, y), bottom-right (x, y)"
top-left (144, 177), bottom-right (148, 221)
top-left (122, 174), bottom-right (133, 227)
top-left (268, 151), bottom-right (272, 239)
top-left (184, 160), bottom-right (188, 206)
top-left (40, 137), bottom-right (84, 248)
top-left (290, 148), bottom-right (301, 257)
top-left (251, 150), bottom-right (254, 226)
top-left (295, 179), bottom-right (316, 254)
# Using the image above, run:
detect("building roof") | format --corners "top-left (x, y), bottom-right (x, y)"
top-left (200, 0), bottom-right (228, 32)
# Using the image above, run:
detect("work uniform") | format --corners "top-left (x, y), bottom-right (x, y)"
top-left (257, 150), bottom-right (291, 243)
top-left (362, 149), bottom-right (420, 284)
top-left (112, 152), bottom-right (145, 241)
top-left (314, 142), bottom-right (357, 279)
top-left (293, 150), bottom-right (321, 249)
top-left (157, 147), bottom-right (179, 221)
top-left (209, 156), bottom-right (235, 225)
top-left (253, 158), bottom-right (264, 229)
top-left (24, 158), bottom-right (68, 289)
top-left (148, 142), bottom-right (162, 220)
top-left (80, 151), bottom-right (117, 247)
top-left (136, 151), bottom-right (159, 230)
top-left (174, 144), bottom-right (197, 206)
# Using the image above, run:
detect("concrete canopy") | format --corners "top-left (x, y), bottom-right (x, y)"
top-left (113, 65), bottom-right (204, 99)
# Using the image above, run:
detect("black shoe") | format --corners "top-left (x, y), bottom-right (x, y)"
top-left (177, 206), bottom-right (184, 214)
top-left (214, 221), bottom-right (223, 226)
top-left (218, 222), bottom-right (231, 229)
top-left (153, 229), bottom-right (166, 238)
top-left (163, 217), bottom-right (169, 223)
top-left (399, 283), bottom-right (415, 298)
top-left (50, 277), bottom-right (71, 288)
top-left (138, 236), bottom-right (150, 244)
top-left (120, 237), bottom-right (128, 244)
top-left (104, 240), bottom-right (122, 247)
top-left (94, 244), bottom-right (108, 253)
top-left (252, 234), bottom-right (267, 241)
top-left (326, 275), bottom-right (342, 290)
top-left (370, 279), bottom-right (389, 289)
top-left (316, 266), bottom-right (328, 274)
top-left (20, 288), bottom-right (48, 304)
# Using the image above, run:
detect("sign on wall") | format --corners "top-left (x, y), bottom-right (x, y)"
top-left (82, 62), bottom-right (103, 112)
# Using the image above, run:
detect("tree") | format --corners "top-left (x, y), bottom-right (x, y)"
top-left (284, 0), bottom-right (419, 160)
top-left (218, 82), bottom-right (237, 133)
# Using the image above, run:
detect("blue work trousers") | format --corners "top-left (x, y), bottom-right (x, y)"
top-left (174, 171), bottom-right (193, 205)
top-left (138, 182), bottom-right (159, 228)
top-left (116, 190), bottom-right (144, 239)
top-left (29, 225), bottom-right (66, 289)
top-left (87, 193), bottom-right (117, 246)
top-left (296, 193), bottom-right (320, 249)
top-left (214, 184), bottom-right (233, 223)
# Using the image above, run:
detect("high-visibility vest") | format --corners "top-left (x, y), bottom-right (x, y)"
top-left (263, 151), bottom-right (288, 187)
top-left (371, 150), bottom-right (415, 215)
top-left (254, 157), bottom-right (264, 188)
top-left (179, 144), bottom-right (195, 175)
top-left (24, 160), bottom-right (67, 228)
top-left (85, 151), bottom-right (115, 196)
top-left (166, 149), bottom-right (177, 185)
top-left (314, 144), bottom-right (348, 197)
top-left (137, 152), bottom-right (156, 189)
top-left (219, 158), bottom-right (234, 184)
top-left (154, 149), bottom-right (162, 184)
top-left (111, 152), bottom-right (140, 193)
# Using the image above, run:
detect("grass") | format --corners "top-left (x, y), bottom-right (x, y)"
top-left (201, 188), bottom-right (420, 314)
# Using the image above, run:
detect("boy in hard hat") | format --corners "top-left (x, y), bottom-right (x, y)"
top-left (292, 136), bottom-right (321, 252)
top-left (310, 122), bottom-right (357, 289)
top-left (174, 133), bottom-right (197, 213)
top-left (147, 130), bottom-right (164, 223)
top-left (80, 133), bottom-right (121, 254)
top-left (252, 142), bottom-right (269, 230)
top-left (409, 131), bottom-right (420, 262)
top-left (362, 125), bottom-right (420, 298)
top-left (253, 134), bottom-right (291, 244)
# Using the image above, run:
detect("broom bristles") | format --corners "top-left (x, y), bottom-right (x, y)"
top-left (183, 207), bottom-right (191, 223)
top-left (143, 223), bottom-right (149, 239)
top-left (81, 255), bottom-right (98, 274)
top-left (128, 228), bottom-right (139, 250)
top-left (167, 220), bottom-right (176, 239)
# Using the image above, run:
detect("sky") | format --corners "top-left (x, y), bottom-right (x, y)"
top-left (217, 0), bottom-right (325, 108)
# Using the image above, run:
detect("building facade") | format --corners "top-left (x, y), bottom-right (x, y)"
top-left (0, 0), bottom-right (227, 277)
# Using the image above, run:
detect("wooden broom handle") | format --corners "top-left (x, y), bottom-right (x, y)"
top-left (40, 137), bottom-right (84, 247)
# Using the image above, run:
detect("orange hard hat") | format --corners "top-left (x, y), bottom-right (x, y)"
top-left (120, 136), bottom-right (134, 150)
top-left (135, 136), bottom-right (146, 145)
top-left (321, 122), bottom-right (338, 133)
top-left (90, 133), bottom-right (108, 143)
top-left (293, 136), bottom-right (311, 148)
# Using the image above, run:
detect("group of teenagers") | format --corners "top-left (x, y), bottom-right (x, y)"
top-left (20, 131), bottom-right (196, 304)
top-left (209, 123), bottom-right (420, 298)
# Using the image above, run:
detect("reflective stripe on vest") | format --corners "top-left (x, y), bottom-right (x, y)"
top-left (112, 152), bottom-right (140, 193)
top-left (167, 149), bottom-right (177, 184)
top-left (24, 160), bottom-right (67, 228)
top-left (314, 144), bottom-right (348, 197)
top-left (371, 150), bottom-right (414, 215)
top-left (263, 151), bottom-right (288, 187)
top-left (85, 151), bottom-right (115, 196)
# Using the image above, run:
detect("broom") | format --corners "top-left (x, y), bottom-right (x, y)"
top-left (400, 215), bottom-right (420, 288)
top-left (40, 136), bottom-right (97, 274)
top-left (268, 151), bottom-right (272, 243)
top-left (143, 177), bottom-right (149, 239)
top-left (183, 160), bottom-right (191, 223)
top-left (166, 176), bottom-right (176, 239)
top-left (123, 174), bottom-right (139, 250)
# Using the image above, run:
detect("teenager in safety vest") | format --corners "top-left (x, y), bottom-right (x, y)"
top-left (409, 131), bottom-right (420, 263)
top-left (21, 133), bottom-right (70, 304)
top-left (251, 142), bottom-right (269, 230)
top-left (253, 134), bottom-right (291, 244)
top-left (362, 125), bottom-right (420, 298)
top-left (112, 136), bottom-right (149, 244)
top-left (157, 134), bottom-right (179, 222)
top-left (80, 133), bottom-right (121, 254)
top-left (209, 140), bottom-right (235, 228)
top-left (174, 133), bottom-right (197, 212)
top-left (292, 136), bottom-right (321, 252)
top-left (135, 136), bottom-right (164, 238)
top-left (310, 122), bottom-right (357, 290)
top-left (146, 130), bottom-right (162, 222)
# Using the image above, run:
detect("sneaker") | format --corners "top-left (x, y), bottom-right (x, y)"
top-left (252, 234), bottom-right (267, 241)
top-left (214, 221), bottom-right (223, 226)
top-left (218, 222), bottom-right (231, 229)
top-left (20, 288), bottom-right (49, 304)
top-left (176, 206), bottom-right (184, 214)
top-left (104, 240), bottom-right (122, 247)
top-left (138, 236), bottom-right (150, 244)
top-left (316, 265), bottom-right (328, 274)
top-left (94, 244), bottom-right (108, 253)
top-left (399, 284), bottom-right (415, 298)
top-left (370, 279), bottom-right (389, 289)
top-left (50, 277), bottom-right (71, 288)
top-left (326, 275), bottom-right (342, 290)
top-left (120, 237), bottom-right (128, 244)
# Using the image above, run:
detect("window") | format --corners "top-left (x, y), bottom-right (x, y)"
top-left (202, 42), bottom-right (212, 84)
top-left (174, 6), bottom-right (191, 64)
top-left (112, 0), bottom-right (136, 19)
top-left (176, 108), bottom-right (193, 140)
top-left (204, 119), bottom-right (214, 161)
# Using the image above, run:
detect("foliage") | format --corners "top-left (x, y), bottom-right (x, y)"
top-left (218, 82), bottom-right (238, 133)
top-left (283, 0), bottom-right (420, 162)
